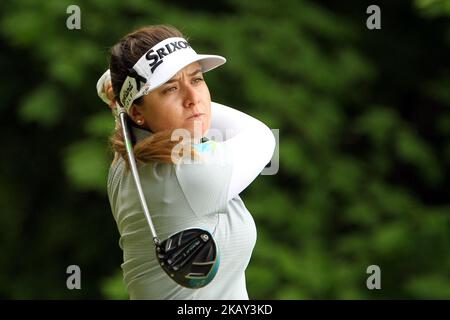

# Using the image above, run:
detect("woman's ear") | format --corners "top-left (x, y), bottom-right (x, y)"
top-left (129, 104), bottom-right (143, 123)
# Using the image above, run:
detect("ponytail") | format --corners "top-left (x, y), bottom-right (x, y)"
top-left (109, 127), bottom-right (200, 171)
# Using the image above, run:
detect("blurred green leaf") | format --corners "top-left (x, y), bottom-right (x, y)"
top-left (19, 85), bottom-right (63, 127)
top-left (101, 270), bottom-right (128, 300)
top-left (406, 274), bottom-right (450, 299)
top-left (85, 111), bottom-right (116, 137)
top-left (396, 128), bottom-right (442, 183)
top-left (64, 140), bottom-right (109, 191)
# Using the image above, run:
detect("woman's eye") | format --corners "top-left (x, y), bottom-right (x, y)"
top-left (164, 87), bottom-right (177, 94)
top-left (193, 77), bottom-right (204, 84)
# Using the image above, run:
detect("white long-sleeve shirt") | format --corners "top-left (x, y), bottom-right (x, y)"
top-left (107, 102), bottom-right (275, 299)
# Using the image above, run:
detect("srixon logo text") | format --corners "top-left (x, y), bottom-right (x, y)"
top-left (146, 40), bottom-right (191, 73)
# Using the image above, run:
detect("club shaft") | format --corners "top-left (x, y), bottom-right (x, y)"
top-left (118, 110), bottom-right (159, 244)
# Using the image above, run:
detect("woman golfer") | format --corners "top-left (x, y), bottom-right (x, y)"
top-left (98, 25), bottom-right (275, 299)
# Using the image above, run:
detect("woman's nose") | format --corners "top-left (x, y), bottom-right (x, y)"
top-left (183, 85), bottom-right (199, 108)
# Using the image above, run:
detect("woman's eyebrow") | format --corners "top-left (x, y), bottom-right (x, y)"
top-left (165, 69), bottom-right (203, 84)
top-left (188, 68), bottom-right (202, 76)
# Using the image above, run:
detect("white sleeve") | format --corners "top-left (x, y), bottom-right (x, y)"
top-left (206, 102), bottom-right (275, 201)
top-left (176, 102), bottom-right (275, 216)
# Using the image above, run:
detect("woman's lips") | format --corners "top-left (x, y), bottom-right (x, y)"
top-left (187, 113), bottom-right (205, 120)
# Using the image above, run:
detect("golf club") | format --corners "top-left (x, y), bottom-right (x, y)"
top-left (117, 106), bottom-right (220, 289)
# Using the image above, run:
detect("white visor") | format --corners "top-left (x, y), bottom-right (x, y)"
top-left (119, 37), bottom-right (226, 112)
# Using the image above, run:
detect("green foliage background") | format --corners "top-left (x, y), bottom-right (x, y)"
top-left (0, 0), bottom-right (449, 299)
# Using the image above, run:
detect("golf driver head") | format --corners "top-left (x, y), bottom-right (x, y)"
top-left (156, 228), bottom-right (219, 288)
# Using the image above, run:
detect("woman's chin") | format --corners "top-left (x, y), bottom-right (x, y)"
top-left (185, 119), bottom-right (208, 139)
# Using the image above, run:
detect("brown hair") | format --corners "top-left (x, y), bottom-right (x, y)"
top-left (108, 25), bottom-right (198, 169)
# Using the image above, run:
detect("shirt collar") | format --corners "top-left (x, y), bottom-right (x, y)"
top-left (130, 126), bottom-right (210, 144)
top-left (131, 126), bottom-right (152, 142)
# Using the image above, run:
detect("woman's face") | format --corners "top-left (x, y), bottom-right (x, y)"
top-left (130, 62), bottom-right (211, 138)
